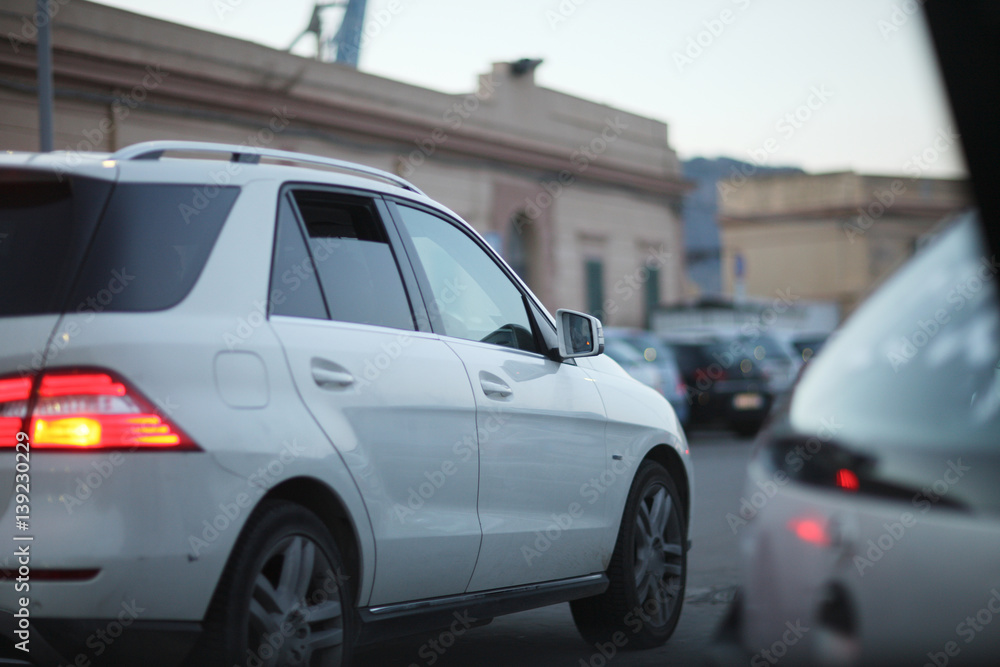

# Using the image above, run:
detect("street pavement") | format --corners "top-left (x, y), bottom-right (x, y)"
top-left (356, 428), bottom-right (754, 666)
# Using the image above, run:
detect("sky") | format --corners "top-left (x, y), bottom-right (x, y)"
top-left (91, 0), bottom-right (965, 178)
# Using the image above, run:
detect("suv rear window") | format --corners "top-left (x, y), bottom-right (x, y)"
top-left (0, 170), bottom-right (238, 316)
top-left (0, 171), bottom-right (112, 317)
top-left (68, 183), bottom-right (239, 312)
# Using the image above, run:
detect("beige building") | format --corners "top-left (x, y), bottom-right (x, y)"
top-left (718, 171), bottom-right (971, 316)
top-left (0, 0), bottom-right (688, 327)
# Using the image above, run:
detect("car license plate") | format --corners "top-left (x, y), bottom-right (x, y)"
top-left (733, 392), bottom-right (763, 410)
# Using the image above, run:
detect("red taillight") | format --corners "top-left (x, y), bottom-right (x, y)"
top-left (787, 517), bottom-right (831, 547)
top-left (0, 377), bottom-right (31, 447)
top-left (836, 468), bottom-right (860, 492)
top-left (0, 371), bottom-right (197, 451)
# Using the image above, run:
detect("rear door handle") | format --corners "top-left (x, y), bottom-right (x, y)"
top-left (311, 359), bottom-right (355, 389)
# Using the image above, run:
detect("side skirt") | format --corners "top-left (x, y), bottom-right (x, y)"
top-left (356, 573), bottom-right (609, 646)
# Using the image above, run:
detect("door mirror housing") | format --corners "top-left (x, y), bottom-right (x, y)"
top-left (555, 309), bottom-right (605, 359)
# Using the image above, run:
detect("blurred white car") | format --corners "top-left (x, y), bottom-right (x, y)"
top-left (717, 214), bottom-right (1000, 666)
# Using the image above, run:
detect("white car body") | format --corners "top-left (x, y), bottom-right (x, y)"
top-left (0, 143), bottom-right (692, 664)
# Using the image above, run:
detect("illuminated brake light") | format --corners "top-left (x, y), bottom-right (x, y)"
top-left (836, 468), bottom-right (860, 492)
top-left (0, 377), bottom-right (31, 447)
top-left (787, 517), bottom-right (831, 547)
top-left (0, 371), bottom-right (197, 451)
top-left (39, 373), bottom-right (126, 397)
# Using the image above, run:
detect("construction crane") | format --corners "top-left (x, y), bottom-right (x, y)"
top-left (287, 0), bottom-right (368, 67)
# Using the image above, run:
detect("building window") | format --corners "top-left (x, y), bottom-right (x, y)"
top-left (645, 266), bottom-right (660, 328)
top-left (585, 259), bottom-right (604, 320)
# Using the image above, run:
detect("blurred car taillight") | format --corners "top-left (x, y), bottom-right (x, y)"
top-left (1, 370), bottom-right (198, 450)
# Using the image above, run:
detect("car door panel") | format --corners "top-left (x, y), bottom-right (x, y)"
top-left (268, 187), bottom-right (482, 605)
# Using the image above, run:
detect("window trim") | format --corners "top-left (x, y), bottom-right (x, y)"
top-left (383, 198), bottom-right (555, 357)
top-left (267, 183), bottom-right (430, 332)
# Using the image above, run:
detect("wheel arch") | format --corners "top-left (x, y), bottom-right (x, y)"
top-left (642, 444), bottom-right (691, 531)
top-left (261, 476), bottom-right (364, 606)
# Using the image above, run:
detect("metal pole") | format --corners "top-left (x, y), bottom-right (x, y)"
top-left (37, 0), bottom-right (54, 152)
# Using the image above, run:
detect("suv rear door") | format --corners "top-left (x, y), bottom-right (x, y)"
top-left (266, 186), bottom-right (482, 606)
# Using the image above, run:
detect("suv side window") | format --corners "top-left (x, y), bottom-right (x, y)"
top-left (394, 204), bottom-right (539, 353)
top-left (279, 189), bottom-right (415, 331)
top-left (270, 192), bottom-right (329, 320)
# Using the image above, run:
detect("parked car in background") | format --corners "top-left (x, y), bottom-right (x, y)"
top-left (718, 213), bottom-right (1000, 665)
top-left (602, 337), bottom-right (665, 395)
top-left (663, 331), bottom-right (774, 436)
top-left (0, 142), bottom-right (693, 665)
top-left (775, 329), bottom-right (831, 364)
top-left (604, 328), bottom-right (690, 425)
top-left (747, 331), bottom-right (802, 395)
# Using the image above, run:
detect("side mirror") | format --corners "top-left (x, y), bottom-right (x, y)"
top-left (555, 309), bottom-right (605, 359)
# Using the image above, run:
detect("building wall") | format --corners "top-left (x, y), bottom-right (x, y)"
top-left (718, 171), bottom-right (970, 315)
top-left (0, 0), bottom-right (688, 327)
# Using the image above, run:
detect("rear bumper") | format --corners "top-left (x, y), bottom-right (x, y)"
top-left (0, 610), bottom-right (199, 667)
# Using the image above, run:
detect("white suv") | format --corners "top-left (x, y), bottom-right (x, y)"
top-left (0, 141), bottom-right (692, 666)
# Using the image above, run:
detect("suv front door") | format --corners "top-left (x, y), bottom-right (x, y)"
top-left (389, 202), bottom-right (609, 591)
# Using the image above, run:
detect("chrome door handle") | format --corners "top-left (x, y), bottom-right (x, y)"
top-left (481, 379), bottom-right (512, 398)
top-left (311, 359), bottom-right (355, 389)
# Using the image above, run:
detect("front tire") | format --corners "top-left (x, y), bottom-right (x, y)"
top-left (195, 500), bottom-right (353, 667)
top-left (570, 461), bottom-right (687, 650)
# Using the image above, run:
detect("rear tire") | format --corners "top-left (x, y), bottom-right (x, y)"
top-left (194, 500), bottom-right (353, 667)
top-left (570, 461), bottom-right (687, 650)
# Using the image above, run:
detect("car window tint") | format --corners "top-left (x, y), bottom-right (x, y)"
top-left (790, 215), bottom-right (1000, 449)
top-left (291, 190), bottom-right (414, 331)
top-left (69, 183), bottom-right (238, 312)
top-left (0, 171), bottom-right (112, 316)
top-left (269, 193), bottom-right (329, 320)
top-left (396, 205), bottom-right (539, 353)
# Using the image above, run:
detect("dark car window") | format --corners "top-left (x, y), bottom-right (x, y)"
top-left (68, 183), bottom-right (238, 312)
top-left (395, 204), bottom-right (539, 353)
top-left (0, 171), bottom-right (113, 316)
top-left (269, 193), bottom-right (329, 320)
top-left (790, 215), bottom-right (1000, 449)
top-left (289, 190), bottom-right (414, 331)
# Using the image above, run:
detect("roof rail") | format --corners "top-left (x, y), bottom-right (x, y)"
top-left (110, 141), bottom-right (425, 195)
